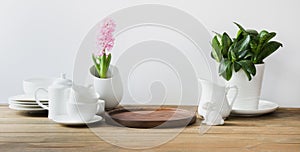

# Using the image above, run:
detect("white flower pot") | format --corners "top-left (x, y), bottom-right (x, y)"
top-left (226, 64), bottom-right (265, 110)
top-left (90, 65), bottom-right (123, 110)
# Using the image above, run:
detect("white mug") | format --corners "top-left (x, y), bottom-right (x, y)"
top-left (198, 79), bottom-right (238, 118)
top-left (67, 100), bottom-right (105, 122)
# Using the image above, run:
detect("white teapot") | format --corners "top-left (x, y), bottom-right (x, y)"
top-left (35, 74), bottom-right (72, 120)
top-left (35, 73), bottom-right (105, 121)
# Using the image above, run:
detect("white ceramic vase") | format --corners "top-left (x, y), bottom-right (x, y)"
top-left (226, 64), bottom-right (265, 110)
top-left (90, 65), bottom-right (123, 110)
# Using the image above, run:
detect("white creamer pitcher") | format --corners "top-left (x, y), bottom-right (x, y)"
top-left (35, 74), bottom-right (72, 120)
top-left (198, 79), bottom-right (238, 118)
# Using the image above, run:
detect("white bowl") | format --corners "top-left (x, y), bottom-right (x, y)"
top-left (23, 78), bottom-right (54, 95)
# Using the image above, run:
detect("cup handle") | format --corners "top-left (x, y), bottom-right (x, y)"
top-left (96, 100), bottom-right (105, 115)
top-left (34, 88), bottom-right (49, 110)
top-left (225, 85), bottom-right (238, 109)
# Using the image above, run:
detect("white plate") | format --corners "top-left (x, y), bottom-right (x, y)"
top-left (9, 100), bottom-right (48, 105)
top-left (231, 100), bottom-right (279, 116)
top-left (9, 102), bottom-right (44, 108)
top-left (52, 115), bottom-right (103, 125)
top-left (9, 104), bottom-right (46, 111)
top-left (9, 94), bottom-right (48, 102)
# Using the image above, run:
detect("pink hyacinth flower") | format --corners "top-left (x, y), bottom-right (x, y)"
top-left (96, 18), bottom-right (116, 56)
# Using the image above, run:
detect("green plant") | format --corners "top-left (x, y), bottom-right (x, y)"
top-left (92, 53), bottom-right (111, 78)
top-left (211, 22), bottom-right (282, 81)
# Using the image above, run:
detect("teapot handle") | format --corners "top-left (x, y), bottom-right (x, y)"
top-left (34, 88), bottom-right (49, 110)
top-left (225, 85), bottom-right (238, 109)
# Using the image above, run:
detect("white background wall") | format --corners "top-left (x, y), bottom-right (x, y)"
top-left (0, 0), bottom-right (299, 107)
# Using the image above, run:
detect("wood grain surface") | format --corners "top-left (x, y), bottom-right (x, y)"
top-left (0, 105), bottom-right (300, 152)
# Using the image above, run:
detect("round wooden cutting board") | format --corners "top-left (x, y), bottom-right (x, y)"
top-left (105, 107), bottom-right (196, 128)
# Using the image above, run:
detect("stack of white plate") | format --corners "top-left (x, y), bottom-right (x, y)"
top-left (8, 94), bottom-right (48, 111)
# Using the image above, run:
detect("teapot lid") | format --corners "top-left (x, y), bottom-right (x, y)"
top-left (53, 73), bottom-right (72, 87)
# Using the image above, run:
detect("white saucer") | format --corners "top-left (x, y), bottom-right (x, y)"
top-left (9, 100), bottom-right (48, 105)
top-left (52, 115), bottom-right (103, 125)
top-left (8, 95), bottom-right (48, 111)
top-left (9, 102), bottom-right (44, 108)
top-left (9, 104), bottom-right (46, 111)
top-left (231, 100), bottom-right (279, 116)
top-left (9, 94), bottom-right (48, 102)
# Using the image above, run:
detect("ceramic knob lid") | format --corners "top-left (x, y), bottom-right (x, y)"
top-left (52, 73), bottom-right (72, 88)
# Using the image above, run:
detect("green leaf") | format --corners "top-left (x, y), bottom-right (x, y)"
top-left (233, 62), bottom-right (241, 72)
top-left (234, 22), bottom-right (259, 43)
top-left (228, 44), bottom-right (234, 61)
top-left (250, 41), bottom-right (258, 53)
top-left (244, 60), bottom-right (256, 75)
top-left (237, 60), bottom-right (256, 81)
top-left (262, 32), bottom-right (276, 43)
top-left (211, 49), bottom-right (222, 62)
top-left (259, 30), bottom-right (269, 39)
top-left (211, 36), bottom-right (222, 62)
top-left (100, 54), bottom-right (107, 78)
top-left (256, 31), bottom-right (276, 55)
top-left (105, 53), bottom-right (112, 76)
top-left (92, 54), bottom-right (101, 77)
top-left (241, 66), bottom-right (251, 81)
top-left (219, 59), bottom-right (233, 81)
top-left (230, 51), bottom-right (237, 61)
top-left (213, 31), bottom-right (222, 43)
top-left (236, 29), bottom-right (244, 41)
top-left (256, 41), bottom-right (283, 63)
top-left (234, 22), bottom-right (247, 34)
top-left (92, 54), bottom-right (98, 66)
top-left (221, 32), bottom-right (232, 56)
top-left (106, 53), bottom-right (111, 66)
top-left (233, 35), bottom-right (251, 53)
top-left (210, 52), bottom-right (215, 59)
top-left (244, 51), bottom-right (254, 60)
top-left (237, 49), bottom-right (249, 59)
top-left (219, 59), bottom-right (229, 74)
top-left (212, 36), bottom-right (222, 52)
top-left (246, 29), bottom-right (259, 36)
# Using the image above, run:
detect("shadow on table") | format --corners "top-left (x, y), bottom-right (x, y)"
top-left (224, 110), bottom-right (290, 126)
top-left (17, 110), bottom-right (48, 117)
top-left (58, 120), bottom-right (107, 128)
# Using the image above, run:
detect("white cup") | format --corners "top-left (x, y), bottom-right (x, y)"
top-left (67, 100), bottom-right (105, 122)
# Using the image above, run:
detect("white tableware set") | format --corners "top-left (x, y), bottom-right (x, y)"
top-left (9, 74), bottom-right (105, 125)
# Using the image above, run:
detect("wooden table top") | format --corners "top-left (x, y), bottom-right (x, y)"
top-left (0, 105), bottom-right (300, 152)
